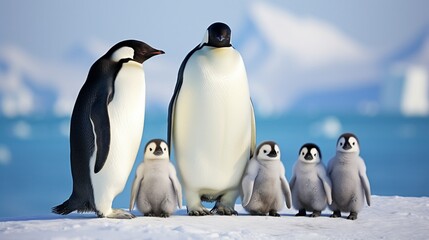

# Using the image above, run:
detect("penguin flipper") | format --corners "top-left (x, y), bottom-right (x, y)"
top-left (167, 94), bottom-right (177, 153)
top-left (91, 95), bottom-right (111, 174)
top-left (317, 165), bottom-right (333, 205)
top-left (358, 158), bottom-right (371, 206)
top-left (249, 100), bottom-right (256, 158)
top-left (241, 159), bottom-right (259, 207)
top-left (129, 163), bottom-right (144, 211)
top-left (289, 175), bottom-right (296, 190)
top-left (279, 162), bottom-right (292, 209)
top-left (280, 176), bottom-right (292, 209)
top-left (169, 163), bottom-right (183, 209)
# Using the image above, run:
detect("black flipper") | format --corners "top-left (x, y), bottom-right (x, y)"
top-left (92, 93), bottom-right (112, 174)
top-left (87, 58), bottom-right (117, 174)
top-left (52, 57), bottom-right (119, 215)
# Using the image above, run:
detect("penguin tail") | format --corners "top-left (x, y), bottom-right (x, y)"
top-left (52, 199), bottom-right (75, 215)
top-left (52, 196), bottom-right (95, 215)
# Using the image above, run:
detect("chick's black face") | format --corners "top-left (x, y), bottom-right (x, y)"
top-left (207, 22), bottom-right (232, 48)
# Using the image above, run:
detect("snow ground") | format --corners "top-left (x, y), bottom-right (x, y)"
top-left (0, 196), bottom-right (428, 240)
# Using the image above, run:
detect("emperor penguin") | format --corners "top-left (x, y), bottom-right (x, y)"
top-left (168, 22), bottom-right (256, 216)
top-left (129, 139), bottom-right (182, 217)
top-left (52, 40), bottom-right (164, 219)
top-left (328, 133), bottom-right (371, 220)
top-left (290, 143), bottom-right (332, 217)
top-left (241, 141), bottom-right (292, 216)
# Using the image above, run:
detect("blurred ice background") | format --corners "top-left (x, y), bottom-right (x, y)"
top-left (1, 0), bottom-right (428, 218)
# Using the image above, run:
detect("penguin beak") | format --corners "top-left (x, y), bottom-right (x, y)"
top-left (145, 49), bottom-right (165, 60)
top-left (343, 141), bottom-right (352, 150)
top-left (304, 152), bottom-right (313, 161)
top-left (153, 146), bottom-right (163, 156)
top-left (267, 150), bottom-right (277, 158)
top-left (151, 49), bottom-right (165, 56)
top-left (135, 49), bottom-right (165, 63)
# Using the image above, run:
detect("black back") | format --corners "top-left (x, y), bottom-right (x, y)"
top-left (53, 39), bottom-right (164, 215)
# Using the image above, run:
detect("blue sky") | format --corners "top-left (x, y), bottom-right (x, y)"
top-left (1, 0), bottom-right (429, 116)
top-left (1, 0), bottom-right (427, 57)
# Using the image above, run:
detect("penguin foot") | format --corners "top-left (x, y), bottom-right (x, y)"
top-left (330, 210), bottom-right (341, 218)
top-left (210, 205), bottom-right (238, 216)
top-left (295, 209), bottom-right (307, 217)
top-left (249, 210), bottom-right (266, 216)
top-left (347, 212), bottom-right (358, 220)
top-left (269, 210), bottom-right (280, 217)
top-left (144, 212), bottom-right (156, 217)
top-left (310, 211), bottom-right (321, 218)
top-left (187, 207), bottom-right (211, 216)
top-left (160, 212), bottom-right (171, 218)
top-left (106, 209), bottom-right (135, 219)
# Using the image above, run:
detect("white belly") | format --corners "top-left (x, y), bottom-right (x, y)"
top-left (292, 165), bottom-right (327, 210)
top-left (90, 61), bottom-right (146, 205)
top-left (174, 47), bottom-right (252, 191)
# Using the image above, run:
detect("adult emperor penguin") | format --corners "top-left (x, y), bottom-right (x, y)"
top-left (241, 141), bottom-right (292, 216)
top-left (52, 40), bottom-right (164, 219)
top-left (328, 133), bottom-right (371, 220)
top-left (290, 143), bottom-right (332, 217)
top-left (129, 139), bottom-right (182, 217)
top-left (168, 22), bottom-right (256, 216)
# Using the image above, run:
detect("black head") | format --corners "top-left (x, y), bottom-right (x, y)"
top-left (298, 143), bottom-right (322, 162)
top-left (204, 22), bottom-right (232, 48)
top-left (256, 141), bottom-right (280, 161)
top-left (336, 133), bottom-right (360, 153)
top-left (144, 139), bottom-right (169, 158)
top-left (105, 39), bottom-right (164, 64)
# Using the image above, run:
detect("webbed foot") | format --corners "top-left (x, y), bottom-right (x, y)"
top-left (210, 204), bottom-right (238, 216)
top-left (295, 209), bottom-right (307, 217)
top-left (187, 207), bottom-right (211, 216)
top-left (104, 209), bottom-right (135, 219)
top-left (330, 210), bottom-right (341, 218)
top-left (310, 211), bottom-right (321, 218)
top-left (160, 212), bottom-right (171, 218)
top-left (347, 212), bottom-right (358, 220)
top-left (249, 210), bottom-right (266, 216)
top-left (144, 212), bottom-right (156, 217)
top-left (269, 210), bottom-right (280, 217)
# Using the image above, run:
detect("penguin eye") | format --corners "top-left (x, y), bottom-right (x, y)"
top-left (164, 148), bottom-right (167, 151)
top-left (340, 142), bottom-right (343, 146)
top-left (352, 142), bottom-right (355, 146)
top-left (301, 152), bottom-right (305, 156)
top-left (276, 151), bottom-right (279, 154)
top-left (314, 153), bottom-right (317, 157)
top-left (149, 148), bottom-right (153, 152)
top-left (263, 150), bottom-right (267, 154)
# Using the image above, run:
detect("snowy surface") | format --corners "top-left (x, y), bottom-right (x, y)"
top-left (1, 196), bottom-right (428, 240)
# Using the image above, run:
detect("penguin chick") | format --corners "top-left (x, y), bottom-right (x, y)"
top-left (290, 143), bottom-right (332, 217)
top-left (129, 139), bottom-right (182, 217)
top-left (328, 133), bottom-right (371, 220)
top-left (241, 141), bottom-right (292, 216)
